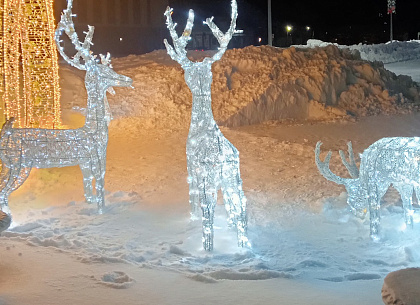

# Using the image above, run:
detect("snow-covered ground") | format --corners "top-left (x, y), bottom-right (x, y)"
top-left (1, 42), bottom-right (420, 305)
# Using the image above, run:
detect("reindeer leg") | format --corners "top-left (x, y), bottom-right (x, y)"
top-left (93, 150), bottom-right (106, 214)
top-left (0, 164), bottom-right (32, 216)
top-left (0, 165), bottom-right (12, 213)
top-left (368, 184), bottom-right (381, 241)
top-left (79, 162), bottom-right (94, 204)
top-left (394, 183), bottom-right (414, 229)
top-left (188, 174), bottom-right (200, 219)
top-left (199, 175), bottom-right (217, 251)
top-left (187, 155), bottom-right (200, 219)
top-left (221, 163), bottom-right (248, 248)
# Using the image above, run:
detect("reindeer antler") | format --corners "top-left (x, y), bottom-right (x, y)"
top-left (315, 141), bottom-right (349, 186)
top-left (205, 0), bottom-right (240, 62)
top-left (55, 0), bottom-right (94, 70)
top-left (339, 142), bottom-right (360, 178)
top-left (163, 6), bottom-right (194, 67)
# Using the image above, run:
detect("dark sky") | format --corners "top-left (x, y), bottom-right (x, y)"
top-left (171, 0), bottom-right (420, 43)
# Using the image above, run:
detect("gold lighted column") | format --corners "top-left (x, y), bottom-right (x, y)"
top-left (0, 0), bottom-right (60, 128)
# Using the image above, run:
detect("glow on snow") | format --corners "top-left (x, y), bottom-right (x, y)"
top-left (0, 0), bottom-right (132, 230)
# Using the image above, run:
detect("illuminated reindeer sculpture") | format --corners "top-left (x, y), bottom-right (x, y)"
top-left (315, 138), bottom-right (420, 240)
top-left (164, 0), bottom-right (248, 251)
top-left (0, 0), bottom-right (132, 225)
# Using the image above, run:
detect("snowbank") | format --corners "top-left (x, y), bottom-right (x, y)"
top-left (303, 39), bottom-right (420, 64)
top-left (2, 43), bottom-right (420, 304)
top-left (61, 45), bottom-right (420, 130)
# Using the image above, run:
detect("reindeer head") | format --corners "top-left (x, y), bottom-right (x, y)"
top-left (55, 0), bottom-right (132, 121)
top-left (163, 0), bottom-right (240, 68)
top-left (315, 141), bottom-right (367, 218)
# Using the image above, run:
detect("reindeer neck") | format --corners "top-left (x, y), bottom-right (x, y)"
top-left (189, 93), bottom-right (216, 128)
top-left (186, 61), bottom-right (218, 134)
top-left (83, 81), bottom-right (108, 130)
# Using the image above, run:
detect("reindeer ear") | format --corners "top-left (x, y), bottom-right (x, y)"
top-left (99, 52), bottom-right (112, 67)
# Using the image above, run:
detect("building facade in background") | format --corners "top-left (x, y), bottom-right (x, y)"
top-left (54, 0), bottom-right (169, 56)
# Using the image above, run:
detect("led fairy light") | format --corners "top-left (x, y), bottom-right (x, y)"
top-left (1, 0), bottom-right (60, 128)
top-left (0, 0), bottom-right (132, 226)
top-left (315, 138), bottom-right (420, 240)
top-left (164, 0), bottom-right (249, 251)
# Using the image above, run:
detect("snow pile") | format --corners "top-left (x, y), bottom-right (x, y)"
top-left (351, 41), bottom-right (420, 64)
top-left (382, 268), bottom-right (420, 304)
top-left (303, 39), bottom-right (420, 64)
top-left (61, 45), bottom-right (420, 129)
top-left (3, 43), bottom-right (420, 304)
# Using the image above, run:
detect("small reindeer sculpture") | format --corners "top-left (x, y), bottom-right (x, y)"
top-left (0, 0), bottom-right (132, 224)
top-left (315, 138), bottom-right (420, 240)
top-left (164, 0), bottom-right (248, 251)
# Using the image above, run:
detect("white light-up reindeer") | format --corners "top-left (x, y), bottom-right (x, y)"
top-left (0, 0), bottom-right (132, 226)
top-left (164, 0), bottom-right (248, 251)
top-left (315, 138), bottom-right (420, 240)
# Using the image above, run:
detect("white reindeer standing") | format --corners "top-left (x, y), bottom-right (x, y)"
top-left (164, 0), bottom-right (248, 251)
top-left (0, 0), bottom-right (132, 226)
top-left (315, 138), bottom-right (420, 240)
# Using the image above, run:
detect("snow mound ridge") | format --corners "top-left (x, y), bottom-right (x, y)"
top-left (63, 45), bottom-right (420, 129)
top-left (221, 45), bottom-right (419, 126)
top-left (303, 39), bottom-right (420, 63)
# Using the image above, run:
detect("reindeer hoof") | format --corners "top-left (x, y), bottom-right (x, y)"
top-left (370, 234), bottom-right (380, 242)
top-left (85, 196), bottom-right (95, 204)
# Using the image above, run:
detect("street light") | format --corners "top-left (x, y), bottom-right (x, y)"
top-left (286, 25), bottom-right (292, 44)
top-left (306, 26), bottom-right (313, 39)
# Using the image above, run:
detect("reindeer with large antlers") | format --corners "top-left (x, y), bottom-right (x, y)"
top-left (164, 0), bottom-right (248, 251)
top-left (315, 138), bottom-right (420, 240)
top-left (0, 0), bottom-right (132, 228)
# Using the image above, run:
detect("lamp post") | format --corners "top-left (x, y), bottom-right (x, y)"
top-left (306, 26), bottom-right (313, 39)
top-left (286, 25), bottom-right (292, 45)
top-left (268, 0), bottom-right (272, 46)
top-left (387, 0), bottom-right (396, 42)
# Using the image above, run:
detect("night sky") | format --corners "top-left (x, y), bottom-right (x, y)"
top-left (170, 0), bottom-right (420, 44)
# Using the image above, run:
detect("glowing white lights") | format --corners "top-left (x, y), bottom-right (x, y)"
top-left (164, 0), bottom-right (248, 251)
top-left (315, 138), bottom-right (420, 240)
top-left (0, 0), bottom-right (132, 225)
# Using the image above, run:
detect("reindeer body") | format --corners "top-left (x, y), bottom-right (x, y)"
top-left (316, 138), bottom-right (420, 240)
top-left (0, 0), bottom-right (132, 221)
top-left (164, 1), bottom-right (248, 251)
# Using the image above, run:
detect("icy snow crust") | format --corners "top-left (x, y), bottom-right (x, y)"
top-left (2, 44), bottom-right (420, 304)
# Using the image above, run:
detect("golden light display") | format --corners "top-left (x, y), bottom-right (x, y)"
top-left (0, 0), bottom-right (60, 128)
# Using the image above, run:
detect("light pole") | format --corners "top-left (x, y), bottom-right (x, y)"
top-left (286, 25), bottom-right (292, 45)
top-left (268, 0), bottom-right (272, 46)
top-left (387, 0), bottom-right (396, 41)
top-left (306, 26), bottom-right (313, 39)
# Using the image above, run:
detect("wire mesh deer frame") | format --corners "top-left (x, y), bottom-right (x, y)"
top-left (164, 0), bottom-right (249, 251)
top-left (0, 0), bottom-right (132, 227)
top-left (316, 138), bottom-right (420, 240)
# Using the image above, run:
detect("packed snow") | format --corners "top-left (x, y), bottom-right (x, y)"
top-left (1, 41), bottom-right (420, 305)
top-left (302, 39), bottom-right (420, 64)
